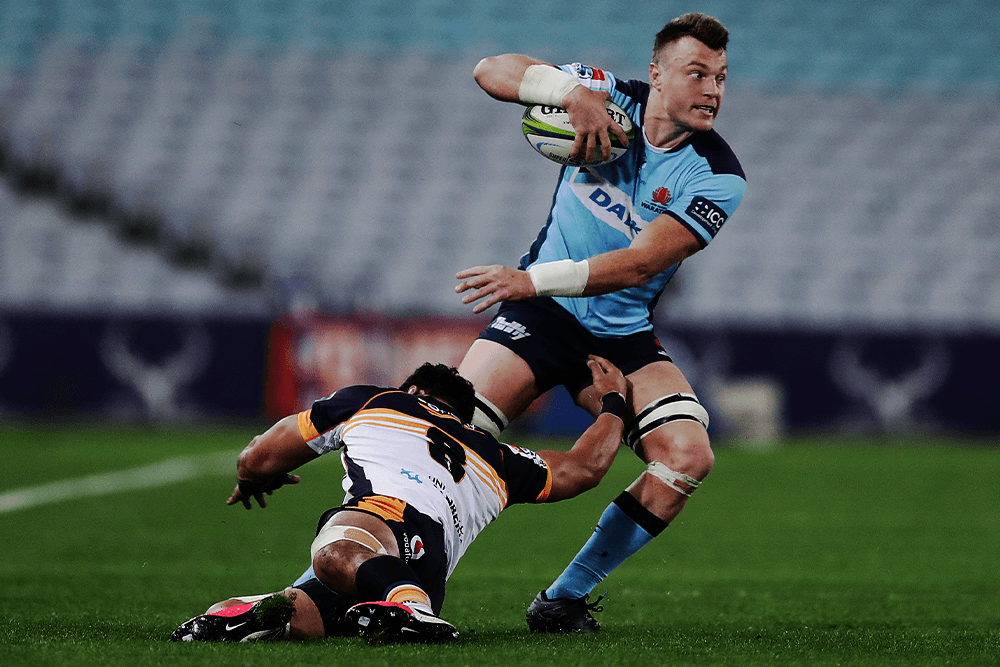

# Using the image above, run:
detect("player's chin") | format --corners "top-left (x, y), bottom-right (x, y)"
top-left (688, 113), bottom-right (716, 131)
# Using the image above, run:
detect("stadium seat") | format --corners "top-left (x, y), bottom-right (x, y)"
top-left (0, 0), bottom-right (997, 329)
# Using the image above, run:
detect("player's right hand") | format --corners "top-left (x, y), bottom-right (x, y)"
top-left (562, 87), bottom-right (629, 165)
top-left (586, 354), bottom-right (628, 401)
top-left (455, 264), bottom-right (535, 313)
top-left (227, 473), bottom-right (300, 509)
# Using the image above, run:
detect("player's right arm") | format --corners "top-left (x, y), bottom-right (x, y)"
top-left (227, 415), bottom-right (316, 509)
top-left (227, 385), bottom-right (382, 509)
top-left (535, 355), bottom-right (630, 502)
top-left (455, 213), bottom-right (704, 314)
top-left (473, 53), bottom-right (628, 164)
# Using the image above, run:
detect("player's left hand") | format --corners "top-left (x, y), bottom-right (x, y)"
top-left (227, 473), bottom-right (300, 509)
top-left (562, 87), bottom-right (629, 165)
top-left (587, 354), bottom-right (629, 400)
top-left (455, 265), bottom-right (535, 313)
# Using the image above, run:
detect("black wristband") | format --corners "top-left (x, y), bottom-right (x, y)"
top-left (600, 391), bottom-right (628, 421)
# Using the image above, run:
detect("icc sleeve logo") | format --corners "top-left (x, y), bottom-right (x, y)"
top-left (686, 196), bottom-right (728, 236)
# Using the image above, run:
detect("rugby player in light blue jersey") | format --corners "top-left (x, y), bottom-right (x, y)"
top-left (454, 13), bottom-right (746, 634)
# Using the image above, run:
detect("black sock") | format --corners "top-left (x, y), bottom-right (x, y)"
top-left (354, 554), bottom-right (424, 601)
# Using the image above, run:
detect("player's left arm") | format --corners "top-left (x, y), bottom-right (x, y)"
top-left (535, 355), bottom-right (629, 502)
top-left (455, 213), bottom-right (700, 313)
top-left (582, 213), bottom-right (701, 292)
top-left (227, 414), bottom-right (320, 510)
top-left (457, 163), bottom-right (744, 312)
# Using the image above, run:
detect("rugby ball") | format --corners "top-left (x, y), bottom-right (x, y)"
top-left (522, 101), bottom-right (635, 167)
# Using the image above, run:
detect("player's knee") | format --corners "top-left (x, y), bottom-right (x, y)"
top-left (311, 545), bottom-right (343, 585)
top-left (309, 520), bottom-right (391, 591)
top-left (644, 424), bottom-right (714, 481)
top-left (675, 427), bottom-right (714, 479)
top-left (311, 543), bottom-right (361, 593)
top-left (687, 436), bottom-right (715, 480)
top-left (639, 437), bottom-right (713, 501)
top-left (626, 392), bottom-right (713, 478)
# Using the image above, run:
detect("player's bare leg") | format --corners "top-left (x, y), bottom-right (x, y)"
top-left (171, 589), bottom-right (312, 642)
top-left (311, 509), bottom-right (459, 643)
top-left (175, 509), bottom-right (402, 643)
top-left (310, 509), bottom-right (401, 593)
top-left (575, 360), bottom-right (713, 519)
top-left (458, 339), bottom-right (541, 434)
top-left (198, 587), bottom-right (326, 640)
top-left (528, 360), bottom-right (712, 633)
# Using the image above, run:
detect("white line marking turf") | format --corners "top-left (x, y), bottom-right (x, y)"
top-left (0, 451), bottom-right (235, 513)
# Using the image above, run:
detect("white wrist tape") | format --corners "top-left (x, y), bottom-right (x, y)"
top-left (518, 64), bottom-right (581, 107)
top-left (527, 259), bottom-right (590, 297)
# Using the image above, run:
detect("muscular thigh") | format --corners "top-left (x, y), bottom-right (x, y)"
top-left (462, 298), bottom-right (611, 419)
top-left (577, 360), bottom-right (694, 416)
top-left (577, 360), bottom-right (709, 466)
top-left (458, 338), bottom-right (541, 420)
top-left (321, 508), bottom-right (400, 558)
top-left (627, 361), bottom-right (698, 408)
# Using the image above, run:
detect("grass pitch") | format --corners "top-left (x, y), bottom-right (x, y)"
top-left (0, 422), bottom-right (997, 666)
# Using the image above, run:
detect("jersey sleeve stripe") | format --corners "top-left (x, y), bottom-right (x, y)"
top-left (535, 465), bottom-right (553, 503)
top-left (298, 409), bottom-right (320, 441)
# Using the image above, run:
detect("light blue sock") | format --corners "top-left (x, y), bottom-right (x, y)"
top-left (292, 565), bottom-right (315, 587)
top-left (546, 492), bottom-right (667, 600)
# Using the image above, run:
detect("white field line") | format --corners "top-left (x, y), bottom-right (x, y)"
top-left (0, 451), bottom-right (235, 514)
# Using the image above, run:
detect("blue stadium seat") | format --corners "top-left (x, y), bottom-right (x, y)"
top-left (0, 0), bottom-right (997, 327)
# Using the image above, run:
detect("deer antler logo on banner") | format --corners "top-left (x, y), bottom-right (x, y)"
top-left (101, 322), bottom-right (210, 422)
top-left (829, 339), bottom-right (950, 433)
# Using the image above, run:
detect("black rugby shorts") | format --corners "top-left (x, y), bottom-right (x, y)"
top-left (476, 297), bottom-right (672, 398)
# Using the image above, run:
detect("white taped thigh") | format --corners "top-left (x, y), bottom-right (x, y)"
top-left (625, 393), bottom-right (710, 452)
top-left (310, 523), bottom-right (389, 561)
top-left (471, 391), bottom-right (508, 437)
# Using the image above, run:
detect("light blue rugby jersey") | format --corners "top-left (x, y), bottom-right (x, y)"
top-left (519, 63), bottom-right (747, 336)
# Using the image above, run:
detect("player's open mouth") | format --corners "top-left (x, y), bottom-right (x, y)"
top-left (694, 105), bottom-right (715, 115)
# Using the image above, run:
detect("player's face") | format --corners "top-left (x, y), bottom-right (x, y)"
top-left (650, 36), bottom-right (727, 133)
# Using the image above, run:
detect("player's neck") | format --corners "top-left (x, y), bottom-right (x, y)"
top-left (642, 119), bottom-right (692, 151)
top-left (644, 89), bottom-right (694, 150)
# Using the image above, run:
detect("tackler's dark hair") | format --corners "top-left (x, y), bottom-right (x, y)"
top-left (400, 363), bottom-right (477, 424)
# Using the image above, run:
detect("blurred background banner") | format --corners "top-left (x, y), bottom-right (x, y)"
top-left (2, 310), bottom-right (994, 438)
top-left (265, 312), bottom-right (485, 417)
top-left (0, 310), bottom-right (269, 421)
top-left (0, 0), bottom-right (997, 439)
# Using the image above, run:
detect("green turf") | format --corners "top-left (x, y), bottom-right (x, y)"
top-left (1, 422), bottom-right (997, 666)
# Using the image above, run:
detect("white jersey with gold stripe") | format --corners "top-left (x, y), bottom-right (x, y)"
top-left (297, 385), bottom-right (552, 578)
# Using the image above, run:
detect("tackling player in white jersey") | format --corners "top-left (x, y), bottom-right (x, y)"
top-left (454, 13), bottom-right (747, 633)
top-left (170, 355), bottom-right (628, 644)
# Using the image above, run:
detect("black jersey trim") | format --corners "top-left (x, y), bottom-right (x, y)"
top-left (664, 210), bottom-right (709, 249)
top-left (689, 130), bottom-right (746, 179)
